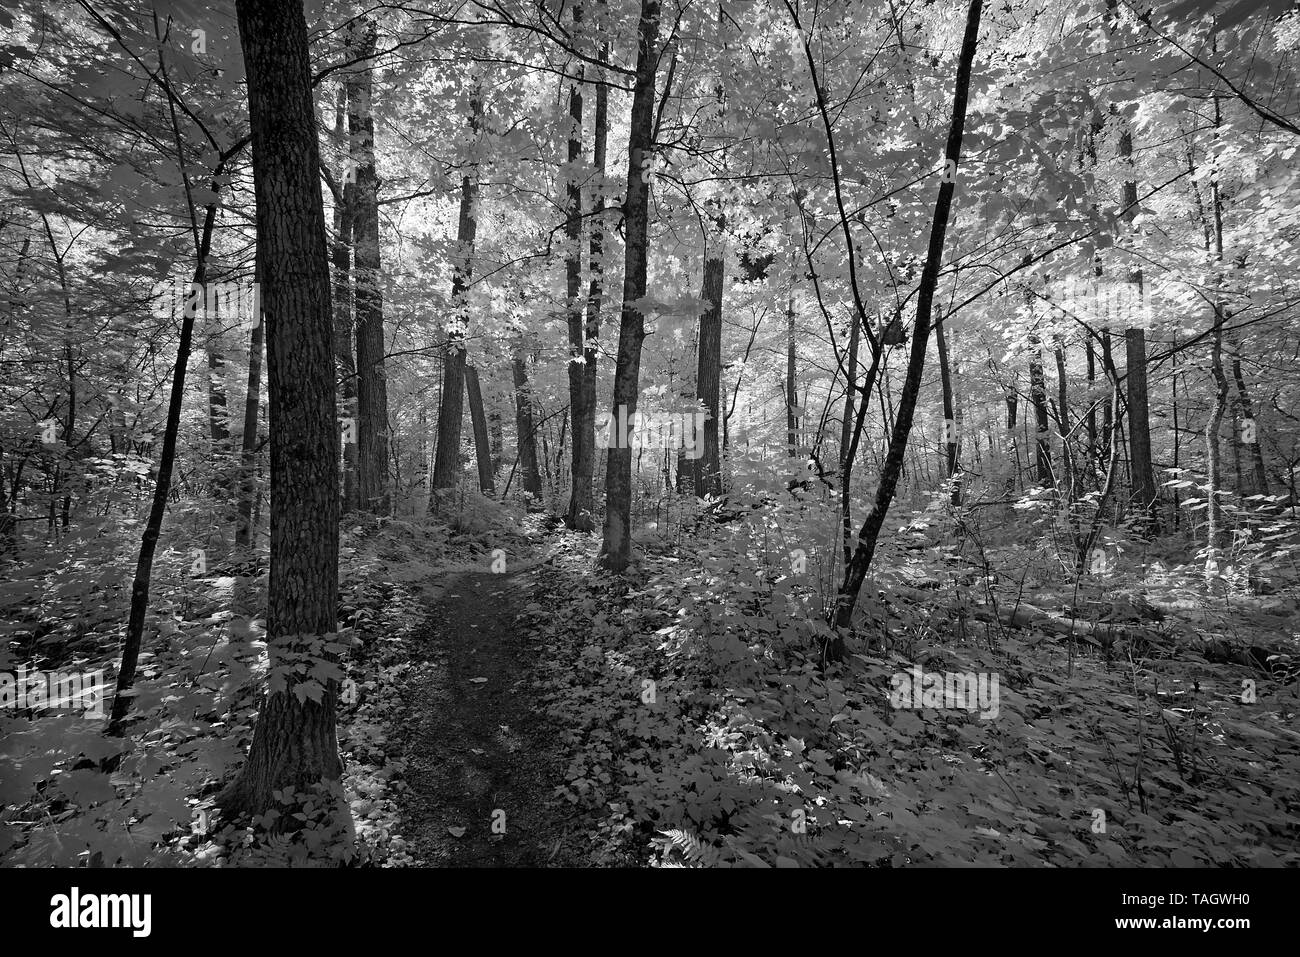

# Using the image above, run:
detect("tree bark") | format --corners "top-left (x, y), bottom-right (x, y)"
top-left (332, 80), bottom-right (357, 512)
top-left (829, 0), bottom-right (984, 650)
top-left (465, 364), bottom-right (494, 494)
top-left (219, 0), bottom-right (342, 828)
top-left (432, 88), bottom-right (483, 497)
top-left (693, 252), bottom-right (724, 497)
top-left (599, 0), bottom-right (660, 570)
top-left (563, 2), bottom-right (596, 530)
top-left (347, 17), bottom-right (389, 515)
top-left (235, 265), bottom-right (264, 552)
top-left (512, 350), bottom-right (542, 497)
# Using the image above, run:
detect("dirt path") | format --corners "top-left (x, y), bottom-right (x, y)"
top-left (392, 554), bottom-right (591, 866)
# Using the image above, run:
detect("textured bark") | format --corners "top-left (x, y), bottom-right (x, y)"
top-left (1115, 110), bottom-right (1157, 526)
top-left (332, 81), bottom-right (357, 512)
top-left (220, 0), bottom-right (342, 824)
top-left (573, 37), bottom-right (608, 525)
top-left (1206, 118), bottom-right (1229, 567)
top-left (512, 351), bottom-right (542, 496)
top-left (831, 0), bottom-right (983, 646)
top-left (432, 89), bottom-right (482, 496)
top-left (599, 0), bottom-right (660, 571)
top-left (693, 253), bottom-right (724, 497)
top-left (465, 365), bottom-right (494, 494)
top-left (563, 8), bottom-right (593, 530)
top-left (347, 18), bottom-right (389, 515)
top-left (1232, 353), bottom-right (1269, 497)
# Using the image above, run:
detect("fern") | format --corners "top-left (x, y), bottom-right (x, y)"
top-left (656, 827), bottom-right (719, 866)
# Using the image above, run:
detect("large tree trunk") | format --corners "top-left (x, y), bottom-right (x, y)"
top-left (599, 0), bottom-right (661, 571)
top-left (219, 0), bottom-right (342, 828)
top-left (693, 251), bottom-right (724, 497)
top-left (347, 18), bottom-right (390, 516)
top-left (432, 88), bottom-right (482, 497)
top-left (332, 81), bottom-right (358, 512)
top-left (829, 0), bottom-right (984, 651)
top-left (465, 365), bottom-right (495, 494)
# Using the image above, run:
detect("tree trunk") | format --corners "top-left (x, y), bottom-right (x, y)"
top-left (347, 17), bottom-right (389, 516)
top-left (432, 88), bottom-right (482, 497)
top-left (693, 252), bottom-right (724, 497)
top-left (1028, 321), bottom-right (1053, 487)
top-left (935, 314), bottom-right (960, 504)
top-left (235, 267), bottom-right (264, 552)
top-left (513, 351), bottom-right (542, 497)
top-left (465, 365), bottom-right (494, 494)
top-left (563, 3), bottom-right (594, 530)
top-left (332, 81), bottom-right (357, 512)
top-left (830, 0), bottom-right (983, 650)
top-left (599, 0), bottom-right (661, 571)
top-left (1232, 352), bottom-right (1269, 497)
top-left (785, 293), bottom-right (798, 456)
top-left (219, 0), bottom-right (342, 829)
top-left (109, 182), bottom-right (224, 734)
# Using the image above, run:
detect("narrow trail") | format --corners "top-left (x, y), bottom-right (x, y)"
top-left (392, 549), bottom-right (592, 866)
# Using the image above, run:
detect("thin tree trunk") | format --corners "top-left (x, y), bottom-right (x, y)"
top-left (935, 313), bottom-right (960, 504)
top-left (513, 351), bottom-right (542, 497)
top-left (332, 80), bottom-right (357, 512)
top-left (1232, 352), bottom-right (1269, 497)
top-left (563, 1), bottom-right (594, 530)
top-left (599, 0), bottom-right (661, 571)
top-left (235, 266), bottom-right (264, 552)
top-left (109, 180), bottom-right (224, 734)
top-left (693, 251), bottom-right (724, 497)
top-left (830, 0), bottom-right (984, 649)
top-left (432, 88), bottom-right (483, 497)
top-left (348, 17), bottom-right (389, 515)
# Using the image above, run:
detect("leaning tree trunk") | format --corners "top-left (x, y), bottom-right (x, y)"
top-left (348, 17), bottom-right (389, 515)
top-left (599, 0), bottom-right (661, 571)
top-left (235, 261), bottom-right (264, 552)
top-left (465, 365), bottom-right (495, 494)
top-left (431, 88), bottom-right (483, 497)
top-left (829, 0), bottom-right (984, 652)
top-left (108, 177), bottom-right (224, 734)
top-left (219, 0), bottom-right (343, 828)
top-left (1205, 99), bottom-right (1229, 575)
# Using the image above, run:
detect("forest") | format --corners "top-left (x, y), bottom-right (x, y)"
top-left (0, 0), bottom-right (1298, 872)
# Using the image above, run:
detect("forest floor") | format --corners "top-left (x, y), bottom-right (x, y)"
top-left (392, 554), bottom-right (600, 865)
